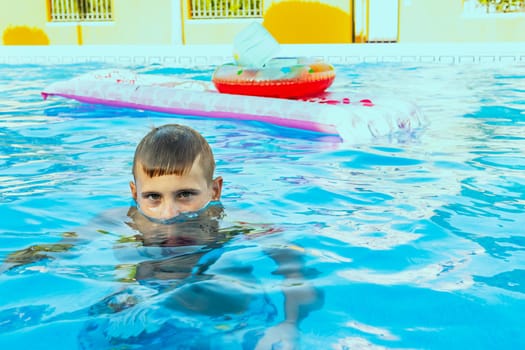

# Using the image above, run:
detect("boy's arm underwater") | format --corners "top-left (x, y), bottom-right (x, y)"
top-left (0, 207), bottom-right (132, 274)
top-left (255, 245), bottom-right (324, 350)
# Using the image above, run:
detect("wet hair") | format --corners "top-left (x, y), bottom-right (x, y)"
top-left (132, 124), bottom-right (215, 182)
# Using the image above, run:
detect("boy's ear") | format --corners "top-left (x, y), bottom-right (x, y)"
top-left (129, 181), bottom-right (137, 201)
top-left (212, 176), bottom-right (223, 200)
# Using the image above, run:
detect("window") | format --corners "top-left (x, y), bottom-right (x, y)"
top-left (189, 0), bottom-right (263, 19)
top-left (49, 0), bottom-right (113, 22)
top-left (463, 0), bottom-right (525, 14)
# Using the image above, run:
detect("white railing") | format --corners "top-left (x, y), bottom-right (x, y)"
top-left (189, 0), bottom-right (263, 19)
top-left (50, 0), bottom-right (113, 22)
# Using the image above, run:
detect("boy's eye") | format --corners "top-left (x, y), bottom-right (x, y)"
top-left (144, 193), bottom-right (161, 201)
top-left (176, 191), bottom-right (198, 200)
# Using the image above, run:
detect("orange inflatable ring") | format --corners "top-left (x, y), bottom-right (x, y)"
top-left (212, 58), bottom-right (336, 99)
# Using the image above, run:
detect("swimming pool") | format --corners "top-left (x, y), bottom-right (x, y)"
top-left (1, 57), bottom-right (524, 349)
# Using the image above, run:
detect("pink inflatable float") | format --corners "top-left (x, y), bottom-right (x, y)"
top-left (42, 69), bottom-right (426, 141)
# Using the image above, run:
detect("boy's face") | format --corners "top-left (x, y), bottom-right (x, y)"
top-left (130, 159), bottom-right (222, 222)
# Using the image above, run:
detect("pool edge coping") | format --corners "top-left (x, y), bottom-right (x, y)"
top-left (1, 43), bottom-right (524, 66)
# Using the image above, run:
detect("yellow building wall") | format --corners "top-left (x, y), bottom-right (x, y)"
top-left (182, 0), bottom-right (353, 44)
top-left (263, 0), bottom-right (353, 43)
top-left (1, 0), bottom-right (174, 45)
top-left (3, 0), bottom-right (524, 45)
top-left (1, 0), bottom-right (54, 44)
top-left (181, 0), bottom-right (265, 45)
top-left (81, 0), bottom-right (173, 45)
top-left (399, 0), bottom-right (525, 42)
top-left (182, 21), bottom-right (253, 45)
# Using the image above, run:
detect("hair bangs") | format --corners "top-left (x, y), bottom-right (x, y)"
top-left (140, 152), bottom-right (195, 178)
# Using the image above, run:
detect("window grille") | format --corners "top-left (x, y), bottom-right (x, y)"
top-left (190, 0), bottom-right (263, 19)
top-left (49, 0), bottom-right (113, 22)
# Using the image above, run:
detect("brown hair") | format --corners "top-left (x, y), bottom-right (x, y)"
top-left (132, 124), bottom-right (215, 182)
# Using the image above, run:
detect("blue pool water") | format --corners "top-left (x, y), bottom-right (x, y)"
top-left (0, 59), bottom-right (524, 349)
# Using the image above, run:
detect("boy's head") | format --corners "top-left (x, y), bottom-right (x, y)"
top-left (130, 124), bottom-right (222, 223)
top-left (132, 123), bottom-right (215, 181)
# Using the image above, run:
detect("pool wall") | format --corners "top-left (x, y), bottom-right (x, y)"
top-left (1, 43), bottom-right (524, 67)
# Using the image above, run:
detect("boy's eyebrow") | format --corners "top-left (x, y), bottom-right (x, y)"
top-left (140, 191), bottom-right (160, 197)
top-left (174, 188), bottom-right (201, 193)
top-left (141, 188), bottom-right (201, 194)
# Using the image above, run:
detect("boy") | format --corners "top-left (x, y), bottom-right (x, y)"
top-left (119, 124), bottom-right (322, 349)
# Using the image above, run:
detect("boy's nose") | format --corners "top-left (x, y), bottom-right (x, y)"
top-left (160, 202), bottom-right (181, 219)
